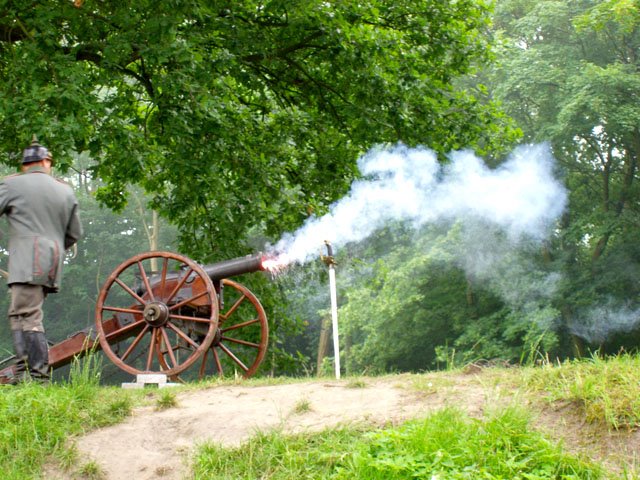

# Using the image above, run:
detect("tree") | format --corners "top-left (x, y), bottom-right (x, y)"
top-left (334, 221), bottom-right (561, 372)
top-left (0, 0), bottom-right (518, 260)
top-left (490, 0), bottom-right (640, 352)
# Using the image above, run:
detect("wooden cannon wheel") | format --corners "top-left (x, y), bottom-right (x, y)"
top-left (197, 278), bottom-right (269, 379)
top-left (156, 279), bottom-right (269, 380)
top-left (95, 251), bottom-right (219, 378)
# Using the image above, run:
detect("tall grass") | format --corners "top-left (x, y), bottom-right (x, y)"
top-left (192, 407), bottom-right (606, 479)
top-left (524, 353), bottom-right (640, 429)
top-left (0, 354), bottom-right (133, 479)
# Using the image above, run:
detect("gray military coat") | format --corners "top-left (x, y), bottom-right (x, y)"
top-left (0, 166), bottom-right (82, 292)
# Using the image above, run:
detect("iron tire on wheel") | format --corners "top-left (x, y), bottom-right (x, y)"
top-left (95, 251), bottom-right (219, 377)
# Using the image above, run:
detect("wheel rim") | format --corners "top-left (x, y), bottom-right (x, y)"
top-left (95, 251), bottom-right (219, 377)
top-left (198, 279), bottom-right (268, 379)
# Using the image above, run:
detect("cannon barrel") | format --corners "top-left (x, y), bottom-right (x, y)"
top-left (202, 252), bottom-right (266, 281)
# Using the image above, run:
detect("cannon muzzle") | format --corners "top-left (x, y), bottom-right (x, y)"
top-left (203, 252), bottom-right (266, 281)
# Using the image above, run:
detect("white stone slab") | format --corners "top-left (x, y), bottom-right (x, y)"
top-left (121, 373), bottom-right (180, 389)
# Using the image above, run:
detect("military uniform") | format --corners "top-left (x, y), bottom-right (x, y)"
top-left (0, 139), bottom-right (82, 382)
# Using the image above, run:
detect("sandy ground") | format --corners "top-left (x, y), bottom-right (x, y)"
top-left (47, 370), bottom-right (639, 480)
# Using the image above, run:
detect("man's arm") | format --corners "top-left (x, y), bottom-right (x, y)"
top-left (64, 202), bottom-right (83, 250)
top-left (0, 181), bottom-right (12, 215)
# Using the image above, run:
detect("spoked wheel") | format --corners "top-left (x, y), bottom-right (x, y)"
top-left (197, 279), bottom-right (268, 379)
top-left (95, 251), bottom-right (219, 377)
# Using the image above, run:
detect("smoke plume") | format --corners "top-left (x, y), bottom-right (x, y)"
top-left (567, 301), bottom-right (640, 344)
top-left (270, 143), bottom-right (567, 264)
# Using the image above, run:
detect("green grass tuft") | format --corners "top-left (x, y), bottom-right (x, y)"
top-left (345, 378), bottom-right (367, 388)
top-left (78, 459), bottom-right (106, 479)
top-left (191, 407), bottom-right (605, 479)
top-left (155, 389), bottom-right (179, 410)
top-left (292, 398), bottom-right (312, 414)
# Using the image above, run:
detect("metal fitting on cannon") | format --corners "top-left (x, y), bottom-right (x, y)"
top-left (321, 240), bottom-right (336, 267)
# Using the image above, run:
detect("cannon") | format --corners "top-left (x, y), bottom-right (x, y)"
top-left (0, 251), bottom-right (271, 383)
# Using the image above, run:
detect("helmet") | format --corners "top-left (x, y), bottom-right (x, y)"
top-left (22, 136), bottom-right (53, 164)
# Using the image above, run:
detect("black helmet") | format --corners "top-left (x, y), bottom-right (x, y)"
top-left (22, 136), bottom-right (52, 164)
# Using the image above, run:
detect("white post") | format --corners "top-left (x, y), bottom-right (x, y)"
top-left (328, 262), bottom-right (341, 379)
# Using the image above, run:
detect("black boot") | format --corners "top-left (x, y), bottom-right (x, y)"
top-left (8, 330), bottom-right (29, 384)
top-left (24, 331), bottom-right (50, 383)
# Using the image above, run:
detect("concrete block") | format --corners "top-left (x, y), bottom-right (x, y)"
top-left (121, 373), bottom-right (180, 389)
top-left (137, 373), bottom-right (168, 384)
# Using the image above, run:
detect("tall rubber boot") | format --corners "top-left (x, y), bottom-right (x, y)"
top-left (8, 330), bottom-right (28, 384)
top-left (24, 331), bottom-right (50, 383)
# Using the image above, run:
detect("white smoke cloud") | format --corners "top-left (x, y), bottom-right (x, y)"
top-left (568, 300), bottom-right (640, 344)
top-left (452, 222), bottom-right (563, 309)
top-left (270, 143), bottom-right (567, 264)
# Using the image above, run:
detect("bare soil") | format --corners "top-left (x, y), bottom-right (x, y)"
top-left (48, 369), bottom-right (640, 480)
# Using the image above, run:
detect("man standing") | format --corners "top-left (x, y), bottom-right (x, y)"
top-left (0, 137), bottom-right (82, 383)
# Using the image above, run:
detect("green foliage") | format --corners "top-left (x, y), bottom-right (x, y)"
top-left (267, 259), bottom-right (334, 375)
top-left (66, 346), bottom-right (103, 390)
top-left (345, 407), bottom-right (603, 479)
top-left (490, 0), bottom-right (640, 352)
top-left (335, 223), bottom-right (561, 373)
top-left (234, 267), bottom-right (315, 377)
top-left (339, 227), bottom-right (465, 373)
top-left (0, 0), bottom-right (518, 259)
top-left (292, 398), bottom-right (312, 415)
top-left (192, 407), bottom-right (606, 479)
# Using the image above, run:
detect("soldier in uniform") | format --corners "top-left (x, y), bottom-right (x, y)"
top-left (0, 137), bottom-right (83, 383)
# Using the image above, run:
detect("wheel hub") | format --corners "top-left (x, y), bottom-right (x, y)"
top-left (143, 302), bottom-right (170, 327)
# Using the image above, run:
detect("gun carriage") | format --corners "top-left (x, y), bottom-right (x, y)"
top-left (0, 251), bottom-right (270, 384)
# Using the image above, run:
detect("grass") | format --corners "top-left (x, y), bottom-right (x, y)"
top-left (409, 373), bottom-right (457, 394)
top-left (191, 407), bottom-right (606, 479)
top-left (77, 460), bottom-right (105, 479)
top-left (1, 352), bottom-right (639, 479)
top-left (345, 378), bottom-right (367, 389)
top-left (292, 398), bottom-right (313, 414)
top-left (0, 354), bottom-right (138, 479)
top-left (155, 389), bottom-right (179, 410)
top-left (523, 352), bottom-right (640, 430)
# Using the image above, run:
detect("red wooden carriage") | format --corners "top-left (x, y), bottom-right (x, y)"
top-left (0, 251), bottom-right (270, 384)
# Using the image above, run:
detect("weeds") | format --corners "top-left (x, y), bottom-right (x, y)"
top-left (292, 398), bottom-right (312, 414)
top-left (155, 389), bottom-right (178, 410)
top-left (78, 460), bottom-right (105, 479)
top-left (524, 352), bottom-right (640, 429)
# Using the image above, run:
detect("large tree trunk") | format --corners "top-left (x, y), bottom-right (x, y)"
top-left (592, 139), bottom-right (637, 262)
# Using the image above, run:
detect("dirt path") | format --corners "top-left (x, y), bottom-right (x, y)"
top-left (48, 371), bottom-right (638, 480)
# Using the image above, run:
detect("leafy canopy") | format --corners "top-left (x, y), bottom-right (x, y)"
top-left (0, 0), bottom-right (517, 258)
top-left (491, 0), bottom-right (640, 352)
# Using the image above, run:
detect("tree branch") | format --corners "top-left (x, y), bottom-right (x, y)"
top-left (241, 30), bottom-right (326, 63)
